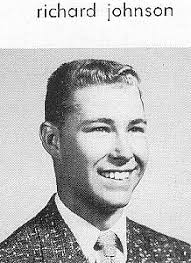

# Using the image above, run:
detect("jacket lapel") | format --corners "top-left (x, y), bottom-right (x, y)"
top-left (36, 194), bottom-right (89, 263)
top-left (126, 217), bottom-right (155, 262)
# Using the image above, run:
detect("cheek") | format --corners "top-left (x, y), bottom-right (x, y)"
top-left (131, 135), bottom-right (149, 163)
top-left (77, 133), bottom-right (114, 160)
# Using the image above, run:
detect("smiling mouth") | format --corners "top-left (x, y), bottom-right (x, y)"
top-left (97, 168), bottom-right (137, 181)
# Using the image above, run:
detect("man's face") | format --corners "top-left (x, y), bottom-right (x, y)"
top-left (59, 83), bottom-right (148, 210)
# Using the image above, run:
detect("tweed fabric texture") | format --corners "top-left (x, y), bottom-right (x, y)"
top-left (0, 194), bottom-right (191, 262)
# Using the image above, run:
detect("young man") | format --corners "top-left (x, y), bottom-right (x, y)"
top-left (0, 59), bottom-right (190, 262)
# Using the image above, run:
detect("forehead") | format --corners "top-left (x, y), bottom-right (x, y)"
top-left (72, 83), bottom-right (144, 120)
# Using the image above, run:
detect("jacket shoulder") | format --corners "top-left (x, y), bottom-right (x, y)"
top-left (128, 218), bottom-right (191, 262)
top-left (0, 205), bottom-right (48, 262)
top-left (0, 214), bottom-right (43, 262)
top-left (0, 195), bottom-right (58, 262)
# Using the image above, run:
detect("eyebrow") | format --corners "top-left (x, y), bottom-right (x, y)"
top-left (129, 118), bottom-right (147, 126)
top-left (81, 118), bottom-right (147, 126)
top-left (81, 118), bottom-right (114, 126)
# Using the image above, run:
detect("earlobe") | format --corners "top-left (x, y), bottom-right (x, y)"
top-left (40, 121), bottom-right (61, 159)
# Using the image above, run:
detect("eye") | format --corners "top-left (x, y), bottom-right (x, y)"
top-left (82, 126), bottom-right (111, 133)
top-left (129, 126), bottom-right (145, 133)
top-left (90, 126), bottom-right (111, 133)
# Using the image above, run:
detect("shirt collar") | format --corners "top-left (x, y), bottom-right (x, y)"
top-left (110, 210), bottom-right (127, 257)
top-left (55, 193), bottom-right (127, 261)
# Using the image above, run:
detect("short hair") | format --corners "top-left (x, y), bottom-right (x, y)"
top-left (45, 59), bottom-right (141, 126)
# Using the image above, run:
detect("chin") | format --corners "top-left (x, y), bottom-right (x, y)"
top-left (92, 192), bottom-right (132, 213)
top-left (108, 198), bottom-right (131, 209)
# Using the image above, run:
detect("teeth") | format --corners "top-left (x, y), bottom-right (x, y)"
top-left (100, 171), bottom-right (130, 180)
top-left (115, 172), bottom-right (129, 180)
top-left (110, 172), bottom-right (115, 179)
top-left (104, 172), bottom-right (110, 178)
top-left (115, 172), bottom-right (121, 180)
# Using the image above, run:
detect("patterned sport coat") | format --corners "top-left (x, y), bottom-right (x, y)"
top-left (0, 194), bottom-right (191, 262)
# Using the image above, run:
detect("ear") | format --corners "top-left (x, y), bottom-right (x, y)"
top-left (40, 121), bottom-right (61, 159)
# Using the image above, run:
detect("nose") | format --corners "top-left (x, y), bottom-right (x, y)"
top-left (108, 133), bottom-right (134, 166)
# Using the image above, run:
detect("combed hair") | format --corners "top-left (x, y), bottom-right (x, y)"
top-left (45, 59), bottom-right (141, 126)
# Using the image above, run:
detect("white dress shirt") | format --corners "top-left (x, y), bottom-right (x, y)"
top-left (55, 193), bottom-right (127, 263)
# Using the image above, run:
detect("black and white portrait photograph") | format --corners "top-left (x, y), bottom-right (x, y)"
top-left (0, 48), bottom-right (191, 262)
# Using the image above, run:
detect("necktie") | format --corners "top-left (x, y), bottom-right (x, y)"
top-left (94, 230), bottom-right (122, 263)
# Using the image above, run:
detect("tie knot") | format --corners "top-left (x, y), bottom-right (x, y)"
top-left (94, 231), bottom-right (118, 257)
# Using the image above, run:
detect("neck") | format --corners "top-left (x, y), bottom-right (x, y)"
top-left (57, 186), bottom-right (124, 231)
